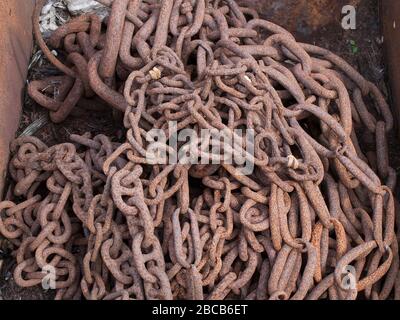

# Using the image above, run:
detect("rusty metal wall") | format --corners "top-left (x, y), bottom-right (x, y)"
top-left (0, 0), bottom-right (35, 196)
top-left (237, 0), bottom-right (360, 40)
top-left (381, 0), bottom-right (400, 134)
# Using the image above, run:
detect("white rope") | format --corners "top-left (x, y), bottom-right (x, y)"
top-left (149, 67), bottom-right (161, 80)
top-left (287, 155), bottom-right (300, 170)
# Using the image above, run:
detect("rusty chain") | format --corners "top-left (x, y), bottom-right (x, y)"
top-left (0, 0), bottom-right (399, 300)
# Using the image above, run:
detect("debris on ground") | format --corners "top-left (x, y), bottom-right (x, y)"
top-left (63, 0), bottom-right (108, 21)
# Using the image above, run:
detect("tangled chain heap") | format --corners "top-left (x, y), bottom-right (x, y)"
top-left (0, 0), bottom-right (399, 300)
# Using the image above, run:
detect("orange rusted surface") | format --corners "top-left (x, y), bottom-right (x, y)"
top-left (0, 0), bottom-right (35, 196)
top-left (381, 0), bottom-right (400, 135)
top-left (237, 0), bottom-right (360, 39)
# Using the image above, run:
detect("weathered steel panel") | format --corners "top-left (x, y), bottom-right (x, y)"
top-left (0, 0), bottom-right (35, 196)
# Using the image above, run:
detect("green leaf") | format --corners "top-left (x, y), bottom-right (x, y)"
top-left (349, 40), bottom-right (359, 54)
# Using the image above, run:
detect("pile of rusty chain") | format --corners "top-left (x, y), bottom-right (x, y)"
top-left (0, 0), bottom-right (399, 300)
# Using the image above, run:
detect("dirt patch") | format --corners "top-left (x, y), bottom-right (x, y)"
top-left (17, 47), bottom-right (123, 146)
top-left (238, 0), bottom-right (361, 36)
